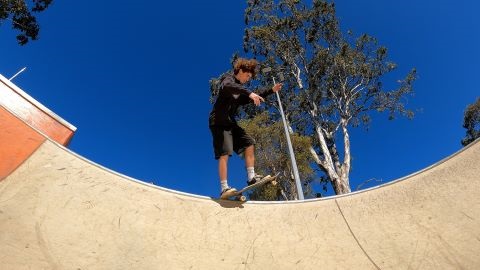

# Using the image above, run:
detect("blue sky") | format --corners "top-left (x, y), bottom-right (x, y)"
top-left (1, 1), bottom-right (478, 198)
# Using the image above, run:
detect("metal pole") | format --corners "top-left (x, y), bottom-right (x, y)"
top-left (273, 77), bottom-right (304, 200)
top-left (9, 67), bottom-right (27, 81)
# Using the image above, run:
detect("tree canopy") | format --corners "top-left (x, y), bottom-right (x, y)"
top-left (238, 112), bottom-right (316, 200)
top-left (461, 97), bottom-right (480, 146)
top-left (241, 0), bottom-right (416, 195)
top-left (0, 0), bottom-right (53, 45)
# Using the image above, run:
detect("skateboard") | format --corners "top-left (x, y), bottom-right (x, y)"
top-left (221, 173), bottom-right (280, 202)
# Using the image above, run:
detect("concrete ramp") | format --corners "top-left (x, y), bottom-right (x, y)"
top-left (1, 136), bottom-right (479, 269)
top-left (0, 73), bottom-right (479, 269)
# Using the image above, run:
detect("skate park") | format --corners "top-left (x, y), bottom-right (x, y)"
top-left (1, 69), bottom-right (480, 270)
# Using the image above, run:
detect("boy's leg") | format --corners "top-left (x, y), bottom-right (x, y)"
top-left (210, 125), bottom-right (237, 195)
top-left (244, 145), bottom-right (255, 168)
top-left (218, 155), bottom-right (229, 190)
top-left (244, 145), bottom-right (262, 185)
top-left (231, 125), bottom-right (263, 185)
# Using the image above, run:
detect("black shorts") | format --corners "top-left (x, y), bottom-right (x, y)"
top-left (209, 125), bottom-right (255, 159)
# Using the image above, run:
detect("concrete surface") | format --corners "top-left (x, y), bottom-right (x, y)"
top-left (1, 135), bottom-right (479, 269)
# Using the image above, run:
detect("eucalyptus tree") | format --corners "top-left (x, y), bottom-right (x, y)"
top-left (239, 112), bottom-right (315, 200)
top-left (0, 0), bottom-right (53, 45)
top-left (461, 98), bottom-right (480, 147)
top-left (242, 0), bottom-right (416, 195)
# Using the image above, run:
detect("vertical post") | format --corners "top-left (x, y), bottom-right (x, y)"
top-left (273, 77), bottom-right (304, 200)
top-left (9, 67), bottom-right (27, 81)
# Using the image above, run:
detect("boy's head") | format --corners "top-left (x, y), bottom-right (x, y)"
top-left (233, 58), bottom-right (258, 84)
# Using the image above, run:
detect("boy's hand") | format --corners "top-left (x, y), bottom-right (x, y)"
top-left (249, 92), bottom-right (265, 106)
top-left (272, 83), bottom-right (283, 92)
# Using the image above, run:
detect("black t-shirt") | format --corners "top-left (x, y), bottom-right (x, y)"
top-left (209, 73), bottom-right (273, 127)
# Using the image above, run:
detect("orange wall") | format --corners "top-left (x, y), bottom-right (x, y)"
top-left (0, 107), bottom-right (45, 180)
top-left (0, 79), bottom-right (75, 146)
top-left (0, 76), bottom-right (76, 180)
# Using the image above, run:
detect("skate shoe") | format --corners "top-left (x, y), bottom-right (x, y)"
top-left (247, 174), bottom-right (265, 186)
top-left (220, 187), bottom-right (237, 199)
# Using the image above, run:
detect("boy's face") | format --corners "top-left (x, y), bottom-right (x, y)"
top-left (236, 69), bottom-right (253, 84)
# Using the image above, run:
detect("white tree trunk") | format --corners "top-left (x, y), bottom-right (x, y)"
top-left (290, 60), bottom-right (352, 195)
top-left (309, 120), bottom-right (352, 195)
top-left (339, 118), bottom-right (351, 193)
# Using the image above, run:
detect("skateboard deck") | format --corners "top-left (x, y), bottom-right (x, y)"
top-left (221, 173), bottom-right (280, 202)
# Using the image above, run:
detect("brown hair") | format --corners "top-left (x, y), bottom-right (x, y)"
top-left (233, 58), bottom-right (258, 77)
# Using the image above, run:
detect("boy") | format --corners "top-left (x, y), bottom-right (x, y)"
top-left (209, 58), bottom-right (282, 198)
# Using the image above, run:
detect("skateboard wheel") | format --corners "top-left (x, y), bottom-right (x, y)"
top-left (239, 195), bottom-right (247, 202)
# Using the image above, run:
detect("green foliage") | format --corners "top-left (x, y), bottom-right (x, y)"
top-left (242, 0), bottom-right (416, 194)
top-left (243, 0), bottom-right (416, 128)
top-left (0, 0), bottom-right (53, 45)
top-left (461, 97), bottom-right (480, 146)
top-left (238, 112), bottom-right (315, 200)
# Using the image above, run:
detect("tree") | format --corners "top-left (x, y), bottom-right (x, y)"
top-left (242, 0), bottom-right (416, 195)
top-left (461, 98), bottom-right (480, 146)
top-left (238, 112), bottom-right (316, 200)
top-left (0, 0), bottom-right (53, 45)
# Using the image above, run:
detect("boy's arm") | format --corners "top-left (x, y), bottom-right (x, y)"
top-left (222, 76), bottom-right (264, 106)
top-left (257, 86), bottom-right (275, 98)
top-left (221, 76), bottom-right (281, 106)
top-left (221, 76), bottom-right (252, 96)
top-left (236, 86), bottom-right (276, 106)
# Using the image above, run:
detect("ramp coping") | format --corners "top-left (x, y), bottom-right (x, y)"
top-left (0, 73), bottom-right (77, 131)
top-left (2, 93), bottom-right (477, 205)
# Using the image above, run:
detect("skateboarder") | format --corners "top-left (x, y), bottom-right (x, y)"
top-left (209, 58), bottom-right (282, 198)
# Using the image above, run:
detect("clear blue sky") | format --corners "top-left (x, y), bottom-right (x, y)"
top-left (1, 1), bottom-right (478, 198)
